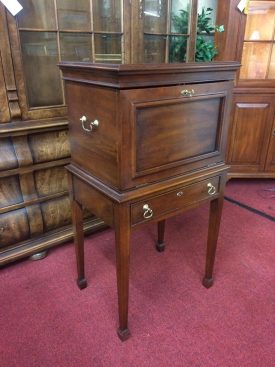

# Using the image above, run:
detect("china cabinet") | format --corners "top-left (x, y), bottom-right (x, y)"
top-left (227, 0), bottom-right (275, 177)
top-left (0, 0), bottom-right (241, 265)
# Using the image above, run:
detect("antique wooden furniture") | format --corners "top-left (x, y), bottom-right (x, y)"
top-left (1, 0), bottom-right (258, 265)
top-left (226, 0), bottom-right (275, 178)
top-left (1, 0), bottom-right (223, 265)
top-left (60, 61), bottom-right (239, 340)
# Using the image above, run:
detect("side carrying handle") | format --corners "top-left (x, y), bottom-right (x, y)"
top-left (80, 116), bottom-right (99, 132)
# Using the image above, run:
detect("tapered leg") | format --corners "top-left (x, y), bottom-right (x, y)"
top-left (203, 196), bottom-right (224, 288)
top-left (156, 220), bottom-right (166, 252)
top-left (68, 172), bottom-right (87, 290)
top-left (114, 204), bottom-right (131, 341)
top-left (72, 199), bottom-right (87, 290)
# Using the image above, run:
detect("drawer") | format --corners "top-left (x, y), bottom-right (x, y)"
top-left (131, 176), bottom-right (220, 225)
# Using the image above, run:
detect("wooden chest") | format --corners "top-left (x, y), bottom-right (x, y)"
top-left (61, 62), bottom-right (238, 190)
top-left (60, 62), bottom-right (239, 340)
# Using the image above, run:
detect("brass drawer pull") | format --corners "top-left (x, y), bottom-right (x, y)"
top-left (177, 191), bottom-right (184, 197)
top-left (143, 204), bottom-right (153, 219)
top-left (181, 89), bottom-right (195, 97)
top-left (80, 115), bottom-right (99, 132)
top-left (207, 183), bottom-right (217, 195)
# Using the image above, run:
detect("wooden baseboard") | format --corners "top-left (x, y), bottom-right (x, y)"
top-left (0, 217), bottom-right (106, 267)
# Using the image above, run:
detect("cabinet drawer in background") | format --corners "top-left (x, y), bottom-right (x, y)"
top-left (131, 176), bottom-right (220, 226)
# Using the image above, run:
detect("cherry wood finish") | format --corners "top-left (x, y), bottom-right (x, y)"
top-left (225, 1), bottom-right (275, 178)
top-left (61, 62), bottom-right (239, 340)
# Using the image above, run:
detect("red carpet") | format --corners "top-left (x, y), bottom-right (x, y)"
top-left (226, 179), bottom-right (275, 218)
top-left (0, 201), bottom-right (274, 367)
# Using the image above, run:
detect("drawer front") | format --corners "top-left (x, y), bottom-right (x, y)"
top-left (131, 176), bottom-right (220, 225)
top-left (121, 81), bottom-right (233, 190)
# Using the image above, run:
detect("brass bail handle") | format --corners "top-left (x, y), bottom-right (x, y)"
top-left (207, 183), bottom-right (217, 195)
top-left (143, 204), bottom-right (153, 219)
top-left (181, 89), bottom-right (195, 97)
top-left (80, 115), bottom-right (99, 132)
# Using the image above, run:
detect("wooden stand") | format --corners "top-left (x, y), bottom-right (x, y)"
top-left (67, 165), bottom-right (227, 341)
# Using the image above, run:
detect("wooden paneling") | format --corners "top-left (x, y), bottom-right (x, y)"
top-left (228, 95), bottom-right (275, 174)
top-left (135, 97), bottom-right (221, 172)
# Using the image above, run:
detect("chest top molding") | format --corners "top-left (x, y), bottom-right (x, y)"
top-left (59, 62), bottom-right (241, 89)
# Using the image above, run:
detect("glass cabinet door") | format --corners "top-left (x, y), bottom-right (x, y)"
top-left (135, 0), bottom-right (219, 63)
top-left (142, 0), bottom-right (192, 63)
top-left (196, 0), bottom-right (219, 62)
top-left (240, 1), bottom-right (275, 80)
top-left (17, 0), bottom-right (126, 110)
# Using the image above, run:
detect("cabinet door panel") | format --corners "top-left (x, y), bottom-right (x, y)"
top-left (228, 95), bottom-right (275, 173)
top-left (266, 119), bottom-right (275, 172)
top-left (136, 96), bottom-right (221, 172)
top-left (122, 81), bottom-right (232, 188)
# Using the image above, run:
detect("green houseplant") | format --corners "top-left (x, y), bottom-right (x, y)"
top-left (170, 7), bottom-right (224, 62)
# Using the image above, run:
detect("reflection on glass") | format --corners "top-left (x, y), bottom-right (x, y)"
top-left (268, 45), bottom-right (275, 78)
top-left (144, 0), bottom-right (168, 33)
top-left (17, 0), bottom-right (56, 29)
top-left (93, 0), bottom-right (121, 32)
top-left (170, 0), bottom-right (190, 34)
top-left (198, 0), bottom-right (217, 27)
top-left (94, 34), bottom-right (122, 63)
top-left (240, 42), bottom-right (271, 79)
top-left (60, 33), bottom-right (92, 61)
top-left (169, 36), bottom-right (187, 62)
top-left (244, 1), bottom-right (275, 41)
top-left (57, 0), bottom-right (91, 31)
top-left (20, 32), bottom-right (63, 107)
top-left (196, 2), bottom-right (218, 62)
top-left (144, 35), bottom-right (166, 63)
